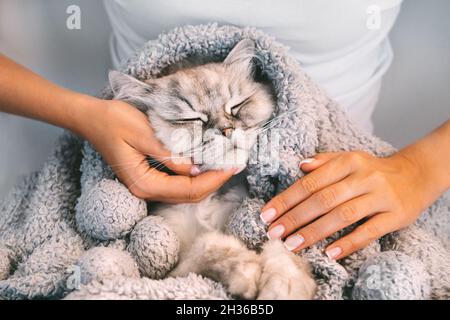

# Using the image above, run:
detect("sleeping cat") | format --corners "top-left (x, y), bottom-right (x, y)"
top-left (108, 39), bottom-right (316, 299)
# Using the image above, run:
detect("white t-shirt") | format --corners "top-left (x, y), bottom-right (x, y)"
top-left (104, 0), bottom-right (402, 133)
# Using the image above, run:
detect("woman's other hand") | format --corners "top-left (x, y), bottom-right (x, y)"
top-left (261, 120), bottom-right (450, 259)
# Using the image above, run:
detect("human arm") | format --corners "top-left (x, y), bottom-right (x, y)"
top-left (0, 54), bottom-right (235, 202)
top-left (261, 119), bottom-right (450, 259)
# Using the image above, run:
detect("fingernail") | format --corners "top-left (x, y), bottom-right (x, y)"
top-left (325, 247), bottom-right (342, 260)
top-left (260, 208), bottom-right (276, 225)
top-left (284, 234), bottom-right (305, 251)
top-left (190, 165), bottom-right (201, 176)
top-left (299, 158), bottom-right (315, 168)
top-left (267, 224), bottom-right (285, 240)
top-left (233, 166), bottom-right (245, 175)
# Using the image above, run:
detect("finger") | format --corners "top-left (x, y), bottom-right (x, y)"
top-left (130, 123), bottom-right (197, 176)
top-left (324, 213), bottom-right (396, 259)
top-left (113, 148), bottom-right (161, 199)
top-left (267, 173), bottom-right (371, 238)
top-left (260, 153), bottom-right (355, 224)
top-left (299, 152), bottom-right (341, 172)
top-left (131, 167), bottom-right (236, 203)
top-left (282, 194), bottom-right (380, 252)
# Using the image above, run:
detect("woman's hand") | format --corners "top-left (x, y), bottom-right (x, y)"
top-left (0, 54), bottom-right (235, 203)
top-left (79, 99), bottom-right (236, 203)
top-left (261, 119), bottom-right (450, 260)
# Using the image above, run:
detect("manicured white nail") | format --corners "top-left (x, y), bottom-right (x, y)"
top-left (325, 247), bottom-right (342, 260)
top-left (260, 208), bottom-right (276, 225)
top-left (284, 234), bottom-right (305, 251)
top-left (299, 158), bottom-right (315, 168)
top-left (233, 166), bottom-right (246, 175)
top-left (190, 165), bottom-right (201, 176)
top-left (267, 224), bottom-right (285, 240)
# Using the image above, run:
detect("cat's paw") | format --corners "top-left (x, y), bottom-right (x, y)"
top-left (226, 258), bottom-right (261, 299)
top-left (171, 232), bottom-right (262, 299)
top-left (257, 240), bottom-right (316, 300)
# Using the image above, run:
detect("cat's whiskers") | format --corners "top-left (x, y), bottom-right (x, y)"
top-left (251, 107), bottom-right (303, 136)
top-left (109, 156), bottom-right (151, 168)
top-left (108, 111), bottom-right (295, 173)
top-left (109, 154), bottom-right (182, 169)
top-left (127, 164), bottom-right (167, 190)
top-left (126, 157), bottom-right (173, 188)
top-left (109, 155), bottom-right (187, 178)
top-left (109, 163), bottom-right (143, 176)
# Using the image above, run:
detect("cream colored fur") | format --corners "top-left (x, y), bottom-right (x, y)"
top-left (109, 39), bottom-right (317, 299)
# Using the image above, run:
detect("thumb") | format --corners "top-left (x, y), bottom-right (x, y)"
top-left (299, 152), bottom-right (342, 172)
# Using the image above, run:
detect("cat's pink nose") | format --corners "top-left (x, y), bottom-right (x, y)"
top-left (221, 127), bottom-right (234, 138)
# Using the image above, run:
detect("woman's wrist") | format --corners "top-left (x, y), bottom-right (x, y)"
top-left (394, 122), bottom-right (450, 209)
top-left (66, 93), bottom-right (107, 139)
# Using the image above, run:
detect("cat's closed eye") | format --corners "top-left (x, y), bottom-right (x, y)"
top-left (227, 97), bottom-right (251, 117)
top-left (170, 116), bottom-right (207, 125)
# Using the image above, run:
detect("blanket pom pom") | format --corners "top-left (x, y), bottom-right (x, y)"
top-left (75, 247), bottom-right (140, 285)
top-left (75, 179), bottom-right (147, 240)
top-left (227, 198), bottom-right (267, 250)
top-left (352, 251), bottom-right (431, 300)
top-left (128, 216), bottom-right (179, 279)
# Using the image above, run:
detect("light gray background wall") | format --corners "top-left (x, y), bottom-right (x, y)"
top-left (0, 0), bottom-right (449, 198)
top-left (0, 0), bottom-right (111, 197)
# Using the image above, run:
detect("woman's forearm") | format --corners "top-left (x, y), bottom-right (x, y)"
top-left (0, 54), bottom-right (100, 136)
top-left (397, 119), bottom-right (450, 210)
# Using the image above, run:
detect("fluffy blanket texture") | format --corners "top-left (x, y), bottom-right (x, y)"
top-left (0, 24), bottom-right (449, 300)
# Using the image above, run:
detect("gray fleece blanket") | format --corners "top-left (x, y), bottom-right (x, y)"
top-left (0, 24), bottom-right (449, 300)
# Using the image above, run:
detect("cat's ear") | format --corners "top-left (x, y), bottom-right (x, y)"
top-left (108, 70), bottom-right (158, 110)
top-left (223, 39), bottom-right (256, 76)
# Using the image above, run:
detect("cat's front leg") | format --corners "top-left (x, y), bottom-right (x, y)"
top-left (257, 240), bottom-right (316, 300)
top-left (170, 231), bottom-right (262, 299)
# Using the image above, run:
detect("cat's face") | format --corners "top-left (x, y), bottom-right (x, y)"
top-left (109, 39), bottom-right (275, 172)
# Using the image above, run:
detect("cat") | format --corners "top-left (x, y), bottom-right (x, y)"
top-left (108, 39), bottom-right (316, 299)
